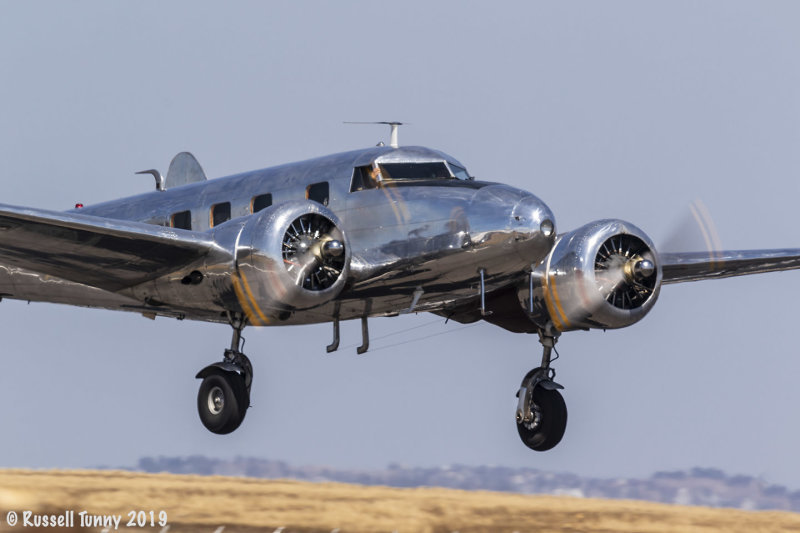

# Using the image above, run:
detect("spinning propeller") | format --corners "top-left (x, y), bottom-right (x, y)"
top-left (281, 213), bottom-right (345, 291)
top-left (593, 200), bottom-right (721, 311)
top-left (594, 234), bottom-right (658, 310)
top-left (659, 199), bottom-right (722, 255)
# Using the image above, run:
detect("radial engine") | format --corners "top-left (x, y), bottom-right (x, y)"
top-left (520, 219), bottom-right (662, 332)
top-left (233, 200), bottom-right (350, 318)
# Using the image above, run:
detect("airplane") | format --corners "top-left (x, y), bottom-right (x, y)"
top-left (1, 123), bottom-right (799, 451)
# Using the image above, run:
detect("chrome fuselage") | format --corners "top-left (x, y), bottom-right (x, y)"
top-left (0, 146), bottom-right (556, 326)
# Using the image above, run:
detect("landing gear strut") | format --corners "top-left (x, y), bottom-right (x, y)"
top-left (516, 329), bottom-right (567, 451)
top-left (195, 314), bottom-right (253, 435)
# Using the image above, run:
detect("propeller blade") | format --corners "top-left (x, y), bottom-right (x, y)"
top-left (659, 199), bottom-right (722, 254)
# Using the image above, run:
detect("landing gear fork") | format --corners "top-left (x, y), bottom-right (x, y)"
top-left (515, 327), bottom-right (568, 451)
top-left (195, 313), bottom-right (253, 435)
top-left (225, 313), bottom-right (253, 392)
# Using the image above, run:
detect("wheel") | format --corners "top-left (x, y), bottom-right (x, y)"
top-left (197, 370), bottom-right (249, 435)
top-left (517, 386), bottom-right (567, 451)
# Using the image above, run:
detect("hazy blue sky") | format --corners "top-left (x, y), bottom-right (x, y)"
top-left (2, 1), bottom-right (800, 489)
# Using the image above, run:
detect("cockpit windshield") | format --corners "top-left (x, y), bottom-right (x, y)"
top-left (379, 162), bottom-right (459, 181)
top-left (350, 159), bottom-right (473, 192)
top-left (448, 163), bottom-right (470, 180)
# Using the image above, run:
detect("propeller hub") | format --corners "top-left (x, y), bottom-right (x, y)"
top-left (322, 239), bottom-right (344, 258)
top-left (634, 259), bottom-right (655, 278)
top-left (282, 213), bottom-right (346, 291)
top-left (623, 256), bottom-right (655, 282)
top-left (595, 235), bottom-right (658, 310)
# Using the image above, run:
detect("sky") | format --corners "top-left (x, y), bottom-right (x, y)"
top-left (1, 1), bottom-right (800, 490)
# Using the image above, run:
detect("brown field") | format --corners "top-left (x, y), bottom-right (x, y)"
top-left (1, 469), bottom-right (799, 533)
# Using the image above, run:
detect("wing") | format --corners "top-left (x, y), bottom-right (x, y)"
top-left (661, 249), bottom-right (800, 284)
top-left (0, 204), bottom-right (219, 291)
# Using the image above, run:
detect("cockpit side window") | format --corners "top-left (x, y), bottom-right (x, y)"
top-left (349, 165), bottom-right (379, 192)
top-left (378, 162), bottom-right (453, 181)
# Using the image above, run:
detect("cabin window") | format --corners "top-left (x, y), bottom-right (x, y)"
top-left (251, 193), bottom-right (273, 213)
top-left (171, 210), bottom-right (192, 230)
top-left (378, 162), bottom-right (453, 181)
top-left (306, 182), bottom-right (329, 206)
top-left (210, 202), bottom-right (231, 227)
top-left (349, 166), bottom-right (379, 192)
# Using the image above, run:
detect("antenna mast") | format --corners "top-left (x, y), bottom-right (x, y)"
top-left (344, 121), bottom-right (405, 148)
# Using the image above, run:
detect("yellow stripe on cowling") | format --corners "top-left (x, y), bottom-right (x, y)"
top-left (549, 273), bottom-right (571, 330)
top-left (231, 273), bottom-right (264, 326)
top-left (239, 271), bottom-right (270, 325)
top-left (541, 272), bottom-right (564, 331)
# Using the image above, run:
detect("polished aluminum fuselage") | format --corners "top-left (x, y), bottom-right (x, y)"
top-left (0, 146), bottom-right (555, 326)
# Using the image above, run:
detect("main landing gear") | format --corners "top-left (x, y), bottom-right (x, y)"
top-left (196, 314), bottom-right (253, 435)
top-left (515, 329), bottom-right (567, 451)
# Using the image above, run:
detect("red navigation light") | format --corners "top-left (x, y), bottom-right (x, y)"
top-left (75, 203), bottom-right (84, 209)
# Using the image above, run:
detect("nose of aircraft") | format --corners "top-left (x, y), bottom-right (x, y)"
top-left (510, 195), bottom-right (557, 263)
top-left (463, 186), bottom-right (557, 275)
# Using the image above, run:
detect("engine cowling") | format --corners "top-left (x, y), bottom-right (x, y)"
top-left (522, 219), bottom-right (662, 332)
top-left (234, 200), bottom-right (350, 321)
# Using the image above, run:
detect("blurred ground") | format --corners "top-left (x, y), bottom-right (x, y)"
top-left (1, 470), bottom-right (799, 532)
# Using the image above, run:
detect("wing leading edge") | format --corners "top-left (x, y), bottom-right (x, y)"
top-left (661, 249), bottom-right (800, 284)
top-left (0, 204), bottom-right (218, 292)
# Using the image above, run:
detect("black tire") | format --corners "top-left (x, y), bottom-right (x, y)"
top-left (197, 370), bottom-right (249, 435)
top-left (517, 386), bottom-right (567, 451)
